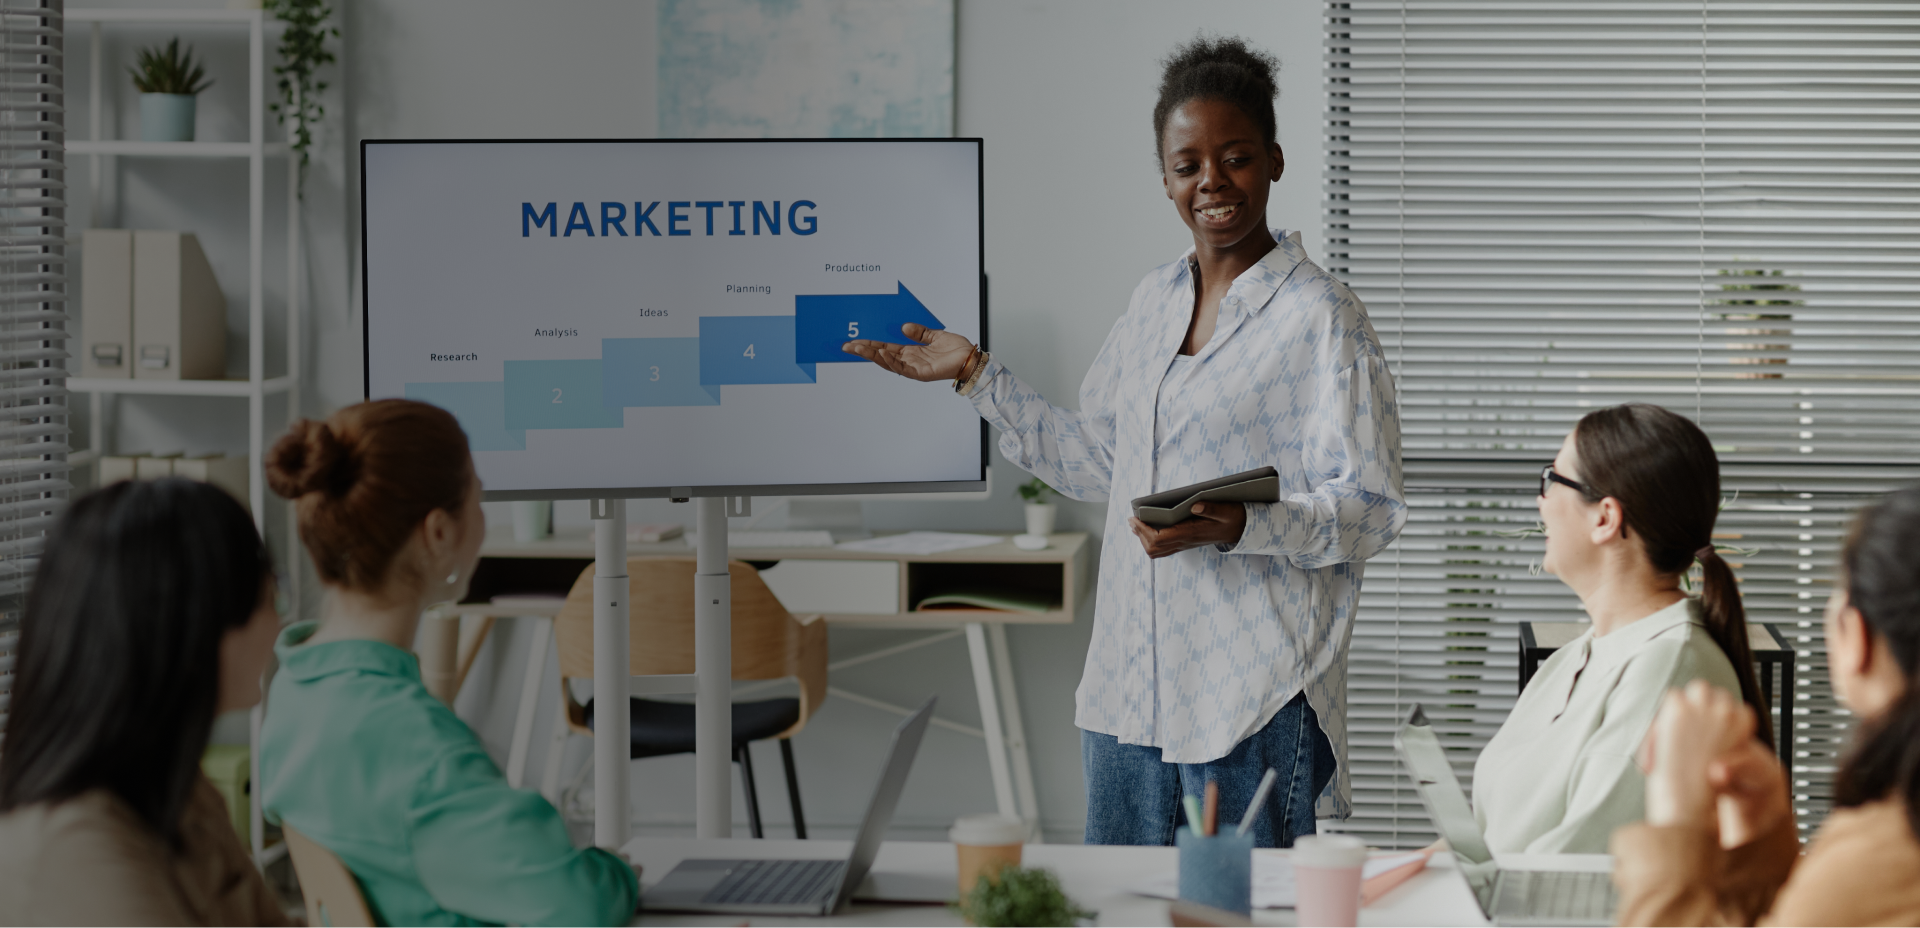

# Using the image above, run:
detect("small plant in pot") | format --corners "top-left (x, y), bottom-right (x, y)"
top-left (130, 38), bottom-right (213, 142)
top-left (1017, 477), bottom-right (1058, 540)
top-left (952, 863), bottom-right (1093, 927)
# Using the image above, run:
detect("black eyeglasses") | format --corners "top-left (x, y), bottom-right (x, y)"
top-left (1540, 464), bottom-right (1592, 499)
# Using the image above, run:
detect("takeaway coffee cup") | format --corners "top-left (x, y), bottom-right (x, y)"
top-left (950, 813), bottom-right (1025, 895)
top-left (1292, 833), bottom-right (1367, 927)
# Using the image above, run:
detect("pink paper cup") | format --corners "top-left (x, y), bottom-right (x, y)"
top-left (1292, 834), bottom-right (1366, 927)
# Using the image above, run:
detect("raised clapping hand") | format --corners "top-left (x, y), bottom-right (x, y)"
top-left (841, 323), bottom-right (976, 382)
top-left (1641, 679), bottom-right (1790, 848)
top-left (1128, 501), bottom-right (1247, 559)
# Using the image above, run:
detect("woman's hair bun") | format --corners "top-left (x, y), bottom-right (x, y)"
top-left (265, 418), bottom-right (353, 499)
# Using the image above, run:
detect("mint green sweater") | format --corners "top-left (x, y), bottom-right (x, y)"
top-left (260, 622), bottom-right (637, 926)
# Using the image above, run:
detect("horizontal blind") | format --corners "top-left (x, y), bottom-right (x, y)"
top-left (1325, 1), bottom-right (1920, 846)
top-left (0, 0), bottom-right (64, 744)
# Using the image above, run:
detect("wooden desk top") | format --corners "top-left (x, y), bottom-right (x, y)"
top-left (479, 526), bottom-right (1089, 564)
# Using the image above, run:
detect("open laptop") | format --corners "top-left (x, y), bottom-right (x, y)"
top-left (642, 695), bottom-right (936, 916)
top-left (1394, 705), bottom-right (1617, 927)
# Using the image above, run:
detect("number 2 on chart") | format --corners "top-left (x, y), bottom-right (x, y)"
top-left (551, 387), bottom-right (562, 404)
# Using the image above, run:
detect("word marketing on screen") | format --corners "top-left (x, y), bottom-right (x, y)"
top-left (522, 200), bottom-right (818, 238)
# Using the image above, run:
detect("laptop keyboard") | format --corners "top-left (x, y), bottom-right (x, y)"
top-left (702, 859), bottom-right (845, 906)
top-left (1501, 869), bottom-right (1616, 921)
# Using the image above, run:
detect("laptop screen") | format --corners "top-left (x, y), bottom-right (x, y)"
top-left (1394, 704), bottom-right (1499, 913)
top-left (833, 696), bottom-right (936, 908)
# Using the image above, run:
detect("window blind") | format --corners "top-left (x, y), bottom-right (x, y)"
top-left (0, 0), bottom-right (65, 744)
top-left (1325, 0), bottom-right (1920, 846)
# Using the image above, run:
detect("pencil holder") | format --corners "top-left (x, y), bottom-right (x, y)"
top-left (1176, 826), bottom-right (1254, 916)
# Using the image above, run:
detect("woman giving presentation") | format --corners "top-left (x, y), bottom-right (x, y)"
top-left (845, 37), bottom-right (1405, 847)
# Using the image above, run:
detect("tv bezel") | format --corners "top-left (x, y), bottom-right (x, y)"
top-left (360, 137), bottom-right (990, 502)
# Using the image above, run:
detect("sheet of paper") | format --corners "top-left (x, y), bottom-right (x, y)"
top-left (835, 531), bottom-right (1005, 556)
top-left (1134, 850), bottom-right (1432, 909)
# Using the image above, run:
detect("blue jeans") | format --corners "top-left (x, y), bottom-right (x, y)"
top-left (1082, 692), bottom-right (1335, 848)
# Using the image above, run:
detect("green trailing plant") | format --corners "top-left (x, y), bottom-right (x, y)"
top-left (128, 39), bottom-right (212, 96)
top-left (1017, 477), bottom-right (1056, 504)
top-left (266, 0), bottom-right (339, 186)
top-left (951, 864), bottom-right (1092, 927)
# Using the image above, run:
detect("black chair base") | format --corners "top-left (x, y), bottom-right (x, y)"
top-left (585, 696), bottom-right (808, 838)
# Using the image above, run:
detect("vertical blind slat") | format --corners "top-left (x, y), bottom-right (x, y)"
top-left (0, 0), bottom-right (66, 745)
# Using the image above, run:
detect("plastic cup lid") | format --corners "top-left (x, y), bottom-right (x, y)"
top-left (1291, 833), bottom-right (1366, 868)
top-left (949, 813), bottom-right (1026, 846)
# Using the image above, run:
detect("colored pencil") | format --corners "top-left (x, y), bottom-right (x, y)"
top-left (1237, 768), bottom-right (1279, 836)
top-left (1183, 794), bottom-right (1205, 834)
top-left (1203, 781), bottom-right (1219, 836)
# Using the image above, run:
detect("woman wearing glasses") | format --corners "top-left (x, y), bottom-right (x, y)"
top-left (1469, 403), bottom-right (1770, 854)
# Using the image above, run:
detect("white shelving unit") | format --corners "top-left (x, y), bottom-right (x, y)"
top-left (64, 6), bottom-right (301, 866)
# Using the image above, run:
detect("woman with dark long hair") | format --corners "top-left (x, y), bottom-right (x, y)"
top-left (258, 399), bottom-right (636, 926)
top-left (1616, 485), bottom-right (1920, 924)
top-left (0, 479), bottom-right (286, 925)
top-left (1471, 403), bottom-right (1769, 853)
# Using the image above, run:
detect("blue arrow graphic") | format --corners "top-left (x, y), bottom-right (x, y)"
top-left (794, 281), bottom-right (945, 364)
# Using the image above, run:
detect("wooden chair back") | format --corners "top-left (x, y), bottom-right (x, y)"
top-left (553, 556), bottom-right (827, 740)
top-left (285, 825), bottom-right (375, 928)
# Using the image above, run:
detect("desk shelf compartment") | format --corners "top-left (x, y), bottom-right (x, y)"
top-left (907, 561), bottom-right (1066, 620)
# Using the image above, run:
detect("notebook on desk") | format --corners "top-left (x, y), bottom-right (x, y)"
top-left (641, 697), bottom-right (936, 916)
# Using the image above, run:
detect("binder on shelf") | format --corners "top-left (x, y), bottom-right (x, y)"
top-left (172, 454), bottom-right (250, 510)
top-left (133, 231), bottom-right (227, 381)
top-left (97, 453), bottom-right (142, 485)
top-left (135, 453), bottom-right (182, 481)
top-left (80, 229), bottom-right (133, 379)
top-left (94, 453), bottom-right (251, 512)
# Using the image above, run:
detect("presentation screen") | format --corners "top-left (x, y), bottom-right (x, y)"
top-left (362, 139), bottom-right (986, 501)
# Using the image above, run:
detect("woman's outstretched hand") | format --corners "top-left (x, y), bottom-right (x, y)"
top-left (842, 323), bottom-right (976, 382)
top-left (1128, 502), bottom-right (1247, 559)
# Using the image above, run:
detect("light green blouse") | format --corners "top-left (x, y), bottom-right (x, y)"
top-left (1470, 598), bottom-right (1745, 854)
top-left (260, 622), bottom-right (637, 927)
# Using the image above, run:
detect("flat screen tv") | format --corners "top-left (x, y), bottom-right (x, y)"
top-left (362, 139), bottom-right (986, 501)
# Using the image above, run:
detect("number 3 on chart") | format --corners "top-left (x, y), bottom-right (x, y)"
top-left (551, 387), bottom-right (562, 404)
top-left (743, 344), bottom-right (756, 360)
top-left (649, 365), bottom-right (660, 382)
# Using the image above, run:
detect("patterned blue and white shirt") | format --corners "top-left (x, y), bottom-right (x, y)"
top-left (967, 230), bottom-right (1405, 815)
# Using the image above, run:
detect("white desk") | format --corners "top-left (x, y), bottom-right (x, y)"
top-left (463, 528), bottom-right (1091, 835)
top-left (619, 837), bottom-right (1599, 926)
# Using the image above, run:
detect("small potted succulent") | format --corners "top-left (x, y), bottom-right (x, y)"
top-left (129, 38), bottom-right (212, 142)
top-left (952, 864), bottom-right (1093, 927)
top-left (1017, 477), bottom-right (1058, 539)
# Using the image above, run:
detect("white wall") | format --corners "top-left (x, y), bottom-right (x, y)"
top-left (74, 0), bottom-right (1325, 844)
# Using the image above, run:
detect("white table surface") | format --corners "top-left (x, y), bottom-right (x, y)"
top-left (620, 837), bottom-right (1609, 926)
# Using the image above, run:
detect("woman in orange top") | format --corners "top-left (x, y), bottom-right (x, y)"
top-left (1614, 485), bottom-right (1920, 925)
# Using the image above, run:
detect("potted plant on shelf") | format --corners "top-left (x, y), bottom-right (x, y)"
top-left (129, 38), bottom-right (212, 143)
top-left (266, 0), bottom-right (340, 192)
top-left (1017, 477), bottom-right (1058, 540)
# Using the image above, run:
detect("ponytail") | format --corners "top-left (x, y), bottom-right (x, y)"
top-left (1835, 684), bottom-right (1920, 842)
top-left (1696, 546), bottom-right (1774, 751)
